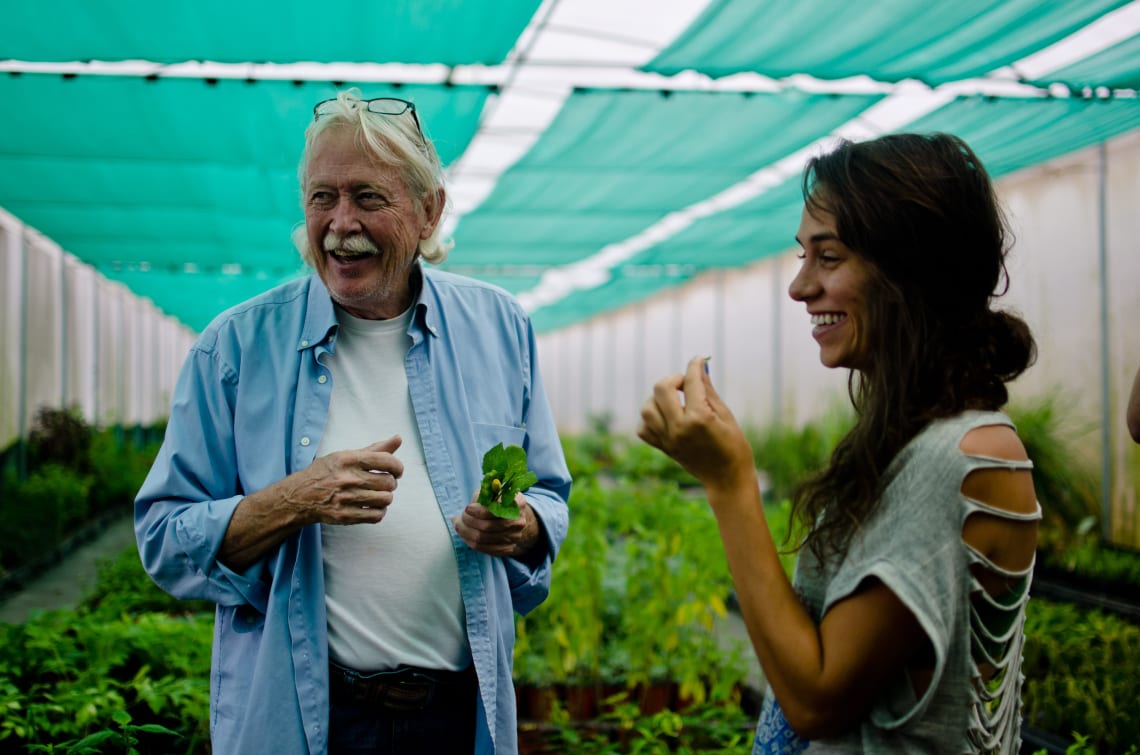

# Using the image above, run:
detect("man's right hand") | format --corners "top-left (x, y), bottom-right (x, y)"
top-left (218, 435), bottom-right (403, 570)
top-left (284, 435), bottom-right (404, 526)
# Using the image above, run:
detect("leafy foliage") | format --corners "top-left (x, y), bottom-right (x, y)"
top-left (0, 544), bottom-right (213, 754)
top-left (1042, 540), bottom-right (1140, 591)
top-left (515, 449), bottom-right (759, 712)
top-left (478, 443), bottom-right (537, 519)
top-left (745, 409), bottom-right (852, 507)
top-left (88, 429), bottom-right (162, 517)
top-left (1022, 599), bottom-right (1140, 751)
top-left (27, 406), bottom-right (93, 474)
top-left (0, 393), bottom-right (1133, 753)
top-left (83, 548), bottom-right (214, 617)
top-left (1007, 395), bottom-right (1101, 554)
top-left (0, 464), bottom-right (91, 571)
top-left (0, 416), bottom-right (162, 576)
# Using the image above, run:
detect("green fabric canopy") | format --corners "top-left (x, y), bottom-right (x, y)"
top-left (1, 0), bottom-right (1138, 333)
top-left (646, 0), bottom-right (1132, 84)
top-left (0, 74), bottom-right (490, 329)
top-left (1030, 34), bottom-right (1140, 90)
top-left (445, 88), bottom-right (881, 269)
top-left (1, 0), bottom-right (541, 64)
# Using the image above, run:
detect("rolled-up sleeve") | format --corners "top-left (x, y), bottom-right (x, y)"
top-left (503, 316), bottom-right (571, 615)
top-left (135, 344), bottom-right (270, 612)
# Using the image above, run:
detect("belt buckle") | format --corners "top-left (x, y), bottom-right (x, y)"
top-left (377, 679), bottom-right (433, 711)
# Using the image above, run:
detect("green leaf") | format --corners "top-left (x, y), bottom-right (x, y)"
top-left (477, 443), bottom-right (537, 519)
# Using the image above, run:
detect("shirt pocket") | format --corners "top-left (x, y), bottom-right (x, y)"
top-left (470, 422), bottom-right (528, 456)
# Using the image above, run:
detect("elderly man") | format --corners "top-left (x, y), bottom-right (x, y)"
top-left (135, 89), bottom-right (571, 754)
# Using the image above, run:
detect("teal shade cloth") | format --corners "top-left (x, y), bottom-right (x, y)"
top-left (1028, 34), bottom-right (1140, 90)
top-left (646, 0), bottom-right (1131, 85)
top-left (0, 74), bottom-right (489, 331)
top-left (0, 0), bottom-right (541, 65)
top-left (2, 1), bottom-right (1139, 334)
top-left (449, 88), bottom-right (881, 268)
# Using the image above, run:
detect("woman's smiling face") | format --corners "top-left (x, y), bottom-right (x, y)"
top-left (788, 202), bottom-right (876, 370)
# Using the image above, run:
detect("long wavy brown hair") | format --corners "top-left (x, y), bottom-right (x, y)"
top-left (791, 133), bottom-right (1037, 563)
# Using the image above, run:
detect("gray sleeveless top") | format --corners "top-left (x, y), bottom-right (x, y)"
top-left (753, 410), bottom-right (1041, 754)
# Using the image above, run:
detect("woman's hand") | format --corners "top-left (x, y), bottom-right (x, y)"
top-left (637, 356), bottom-right (755, 492)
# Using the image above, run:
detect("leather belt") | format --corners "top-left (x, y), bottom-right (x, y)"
top-left (329, 661), bottom-right (476, 713)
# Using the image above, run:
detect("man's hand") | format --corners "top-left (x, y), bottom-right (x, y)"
top-left (282, 435), bottom-right (404, 526)
top-left (218, 435), bottom-right (404, 571)
top-left (452, 493), bottom-right (542, 559)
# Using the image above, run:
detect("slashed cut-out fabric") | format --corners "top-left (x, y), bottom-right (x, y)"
top-left (753, 411), bottom-right (1040, 754)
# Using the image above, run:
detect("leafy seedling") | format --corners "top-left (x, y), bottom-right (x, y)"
top-left (478, 443), bottom-right (538, 519)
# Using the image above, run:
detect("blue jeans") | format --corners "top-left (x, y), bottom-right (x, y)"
top-left (327, 664), bottom-right (477, 754)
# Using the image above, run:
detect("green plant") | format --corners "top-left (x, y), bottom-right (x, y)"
top-left (27, 406), bottom-right (93, 475)
top-left (478, 443), bottom-right (537, 519)
top-left (514, 495), bottom-right (606, 684)
top-left (1046, 540), bottom-right (1140, 586)
top-left (26, 709), bottom-right (183, 754)
top-left (545, 699), bottom-right (754, 754)
top-left (87, 430), bottom-right (157, 516)
top-left (0, 463), bottom-right (91, 570)
top-left (746, 408), bottom-right (852, 505)
top-left (0, 540), bottom-right (213, 755)
top-left (513, 474), bottom-right (749, 704)
top-left (0, 607), bottom-right (212, 754)
top-left (83, 547), bottom-right (214, 617)
top-left (1032, 731), bottom-right (1140, 755)
top-left (1022, 599), bottom-right (1140, 751)
top-left (1007, 394), bottom-right (1101, 554)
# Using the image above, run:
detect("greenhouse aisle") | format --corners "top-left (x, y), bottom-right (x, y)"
top-left (0, 515), bottom-right (135, 625)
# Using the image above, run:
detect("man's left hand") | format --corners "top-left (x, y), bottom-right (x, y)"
top-left (452, 494), bottom-right (542, 559)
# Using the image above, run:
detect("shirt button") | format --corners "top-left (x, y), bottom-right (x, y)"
top-left (300, 339), bottom-right (309, 347)
top-left (300, 437), bottom-right (311, 447)
top-left (318, 375), bottom-right (327, 384)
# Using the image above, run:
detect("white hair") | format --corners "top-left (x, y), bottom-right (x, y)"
top-left (293, 88), bottom-right (453, 267)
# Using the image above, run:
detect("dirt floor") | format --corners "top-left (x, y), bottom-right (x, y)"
top-left (0, 515), bottom-right (136, 625)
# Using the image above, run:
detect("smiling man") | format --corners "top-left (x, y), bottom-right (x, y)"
top-left (134, 89), bottom-right (571, 755)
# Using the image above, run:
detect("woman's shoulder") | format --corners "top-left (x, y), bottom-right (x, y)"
top-left (902, 410), bottom-right (1017, 462)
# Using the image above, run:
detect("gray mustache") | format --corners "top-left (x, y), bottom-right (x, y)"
top-left (323, 235), bottom-right (379, 254)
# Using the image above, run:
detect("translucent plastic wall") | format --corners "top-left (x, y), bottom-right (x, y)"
top-left (0, 207), bottom-right (196, 450)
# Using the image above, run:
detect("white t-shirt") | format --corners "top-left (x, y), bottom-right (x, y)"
top-left (317, 305), bottom-right (469, 672)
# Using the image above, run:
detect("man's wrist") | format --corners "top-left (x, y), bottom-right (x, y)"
top-left (513, 505), bottom-right (548, 566)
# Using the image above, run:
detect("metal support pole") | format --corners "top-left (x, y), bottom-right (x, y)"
top-left (580, 322), bottom-right (591, 429)
top-left (16, 229), bottom-right (28, 479)
top-left (634, 304), bottom-right (645, 400)
top-left (59, 254), bottom-right (68, 409)
top-left (672, 292), bottom-right (682, 371)
top-left (92, 280), bottom-right (101, 428)
top-left (772, 257), bottom-right (783, 427)
top-left (607, 314), bottom-right (617, 427)
top-left (714, 270), bottom-right (726, 399)
top-left (1097, 142), bottom-right (1111, 542)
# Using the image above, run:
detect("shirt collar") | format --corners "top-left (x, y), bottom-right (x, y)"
top-left (297, 264), bottom-right (441, 352)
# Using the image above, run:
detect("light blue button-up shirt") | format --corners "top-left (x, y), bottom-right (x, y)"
top-left (135, 266), bottom-right (571, 755)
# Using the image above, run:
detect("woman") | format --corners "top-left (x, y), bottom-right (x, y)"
top-left (638, 133), bottom-right (1039, 753)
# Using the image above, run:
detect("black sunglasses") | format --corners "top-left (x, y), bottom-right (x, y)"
top-left (313, 97), bottom-right (424, 143)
